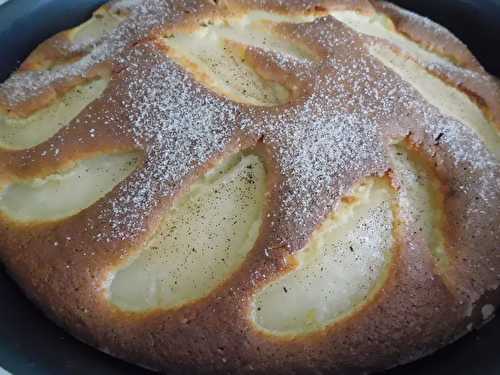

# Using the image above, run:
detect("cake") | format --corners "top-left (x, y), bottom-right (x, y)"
top-left (0, 0), bottom-right (498, 373)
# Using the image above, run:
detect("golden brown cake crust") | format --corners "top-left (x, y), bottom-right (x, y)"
top-left (0, 1), bottom-right (498, 374)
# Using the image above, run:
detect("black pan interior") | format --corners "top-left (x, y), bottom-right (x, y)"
top-left (0, 0), bottom-right (498, 374)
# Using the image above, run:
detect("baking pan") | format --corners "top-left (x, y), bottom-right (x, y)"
top-left (0, 0), bottom-right (498, 374)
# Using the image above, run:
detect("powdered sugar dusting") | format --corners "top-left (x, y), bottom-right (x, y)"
top-left (0, 5), bottom-right (498, 368)
top-left (76, 11), bottom-right (497, 253)
top-left (0, 0), bottom-right (211, 106)
top-left (97, 46), bottom-right (238, 239)
top-left (247, 18), bottom-right (391, 245)
top-left (1, 1), bottom-right (497, 264)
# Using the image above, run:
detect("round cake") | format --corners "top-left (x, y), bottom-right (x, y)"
top-left (0, 0), bottom-right (499, 373)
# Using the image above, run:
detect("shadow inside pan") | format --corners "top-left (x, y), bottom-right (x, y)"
top-left (0, 0), bottom-right (498, 374)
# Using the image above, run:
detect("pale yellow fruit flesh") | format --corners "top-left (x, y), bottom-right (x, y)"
top-left (109, 153), bottom-right (266, 311)
top-left (162, 11), bottom-right (315, 106)
top-left (389, 143), bottom-right (448, 269)
top-left (0, 77), bottom-right (109, 150)
top-left (252, 179), bottom-right (394, 335)
top-left (331, 11), bottom-right (449, 65)
top-left (0, 152), bottom-right (139, 222)
top-left (69, 9), bottom-right (125, 45)
top-left (371, 45), bottom-right (499, 159)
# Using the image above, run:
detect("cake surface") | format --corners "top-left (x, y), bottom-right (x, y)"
top-left (0, 0), bottom-right (499, 373)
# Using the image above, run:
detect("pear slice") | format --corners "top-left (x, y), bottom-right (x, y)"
top-left (371, 45), bottom-right (499, 159)
top-left (69, 7), bottom-right (126, 46)
top-left (0, 76), bottom-right (109, 150)
top-left (109, 153), bottom-right (267, 312)
top-left (162, 11), bottom-right (315, 106)
top-left (389, 142), bottom-right (448, 270)
top-left (331, 11), bottom-right (448, 65)
top-left (252, 178), bottom-right (395, 335)
top-left (0, 152), bottom-right (139, 222)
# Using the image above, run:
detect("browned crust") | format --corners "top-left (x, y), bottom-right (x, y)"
top-left (0, 1), bottom-right (498, 374)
